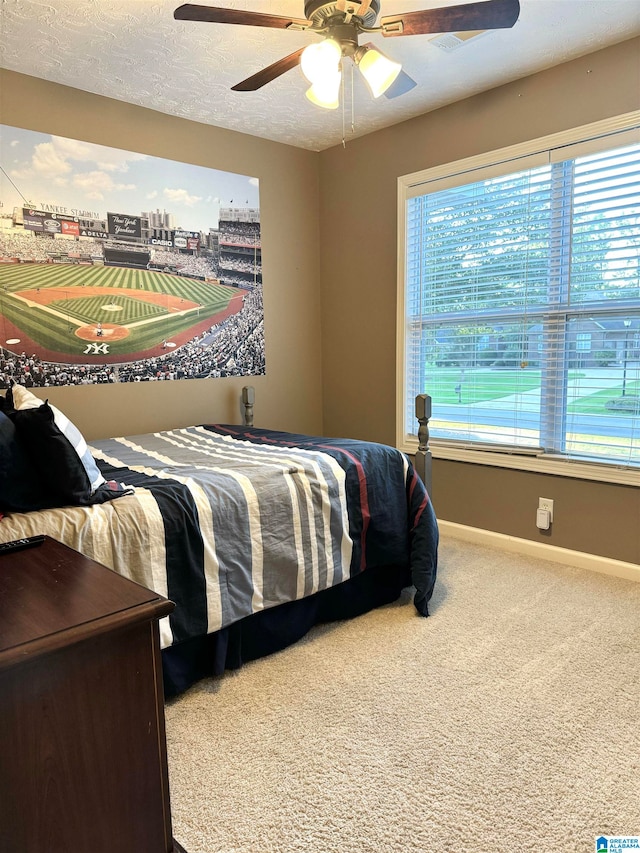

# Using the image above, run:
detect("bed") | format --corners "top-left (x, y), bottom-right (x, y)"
top-left (0, 385), bottom-right (437, 697)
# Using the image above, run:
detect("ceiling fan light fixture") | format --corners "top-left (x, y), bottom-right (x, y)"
top-left (357, 44), bottom-right (402, 98)
top-left (305, 69), bottom-right (341, 109)
top-left (178, 0), bottom-right (521, 112)
top-left (300, 38), bottom-right (342, 83)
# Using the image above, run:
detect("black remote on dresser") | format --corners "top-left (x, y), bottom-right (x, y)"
top-left (0, 535), bottom-right (46, 555)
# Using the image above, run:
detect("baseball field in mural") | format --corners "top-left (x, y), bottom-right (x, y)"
top-left (0, 125), bottom-right (263, 386)
top-left (0, 263), bottom-right (242, 360)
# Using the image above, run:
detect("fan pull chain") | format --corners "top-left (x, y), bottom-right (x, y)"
top-left (351, 63), bottom-right (355, 135)
top-left (342, 63), bottom-right (356, 148)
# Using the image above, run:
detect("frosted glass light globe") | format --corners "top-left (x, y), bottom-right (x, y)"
top-left (301, 39), bottom-right (342, 84)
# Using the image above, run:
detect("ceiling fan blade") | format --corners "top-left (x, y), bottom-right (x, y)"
top-left (231, 47), bottom-right (306, 91)
top-left (174, 4), bottom-right (309, 30)
top-left (380, 0), bottom-right (520, 37)
top-left (384, 69), bottom-right (417, 99)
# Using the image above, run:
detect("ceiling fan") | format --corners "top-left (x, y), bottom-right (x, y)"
top-left (174, 0), bottom-right (521, 109)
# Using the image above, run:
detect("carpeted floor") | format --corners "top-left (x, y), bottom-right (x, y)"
top-left (164, 537), bottom-right (640, 853)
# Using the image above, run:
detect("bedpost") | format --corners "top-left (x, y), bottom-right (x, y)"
top-left (242, 385), bottom-right (255, 427)
top-left (414, 394), bottom-right (432, 497)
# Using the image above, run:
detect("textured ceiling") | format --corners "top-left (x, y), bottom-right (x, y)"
top-left (1, 0), bottom-right (639, 151)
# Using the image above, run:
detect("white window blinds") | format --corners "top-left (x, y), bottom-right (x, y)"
top-left (401, 127), bottom-right (640, 472)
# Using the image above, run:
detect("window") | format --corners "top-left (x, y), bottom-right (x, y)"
top-left (575, 333), bottom-right (592, 353)
top-left (397, 116), bottom-right (640, 482)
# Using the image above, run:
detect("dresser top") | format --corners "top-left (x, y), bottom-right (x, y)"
top-left (0, 536), bottom-right (173, 666)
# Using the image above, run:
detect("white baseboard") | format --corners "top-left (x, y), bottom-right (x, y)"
top-left (439, 520), bottom-right (640, 583)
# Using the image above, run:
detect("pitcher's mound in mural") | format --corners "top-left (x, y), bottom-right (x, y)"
top-left (76, 324), bottom-right (130, 342)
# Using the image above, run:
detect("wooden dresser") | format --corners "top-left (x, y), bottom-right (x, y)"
top-left (0, 536), bottom-right (186, 853)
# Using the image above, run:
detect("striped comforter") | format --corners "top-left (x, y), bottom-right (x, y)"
top-left (0, 425), bottom-right (438, 649)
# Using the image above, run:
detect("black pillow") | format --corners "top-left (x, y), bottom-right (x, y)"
top-left (12, 401), bottom-right (103, 506)
top-left (10, 402), bottom-right (132, 508)
top-left (0, 388), bottom-right (13, 413)
top-left (0, 411), bottom-right (51, 512)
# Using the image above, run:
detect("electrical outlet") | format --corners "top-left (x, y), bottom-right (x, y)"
top-left (536, 508), bottom-right (551, 530)
top-left (538, 497), bottom-right (554, 522)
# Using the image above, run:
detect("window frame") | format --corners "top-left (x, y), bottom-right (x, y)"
top-left (396, 111), bottom-right (640, 487)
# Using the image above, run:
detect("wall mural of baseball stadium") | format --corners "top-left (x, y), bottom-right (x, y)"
top-left (0, 125), bottom-right (264, 387)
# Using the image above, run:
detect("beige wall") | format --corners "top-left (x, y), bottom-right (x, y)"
top-left (2, 43), bottom-right (639, 563)
top-left (0, 69), bottom-right (323, 439)
top-left (319, 38), bottom-right (640, 563)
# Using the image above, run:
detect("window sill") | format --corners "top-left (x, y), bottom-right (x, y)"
top-left (402, 439), bottom-right (639, 487)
